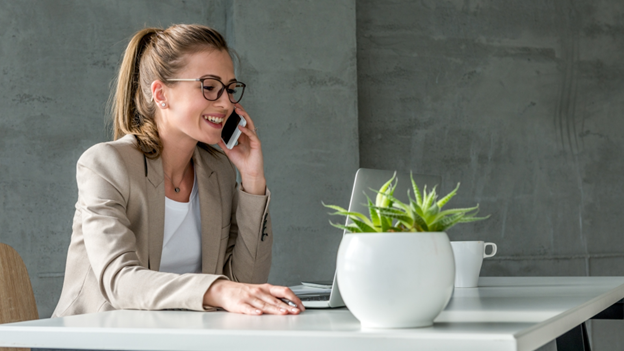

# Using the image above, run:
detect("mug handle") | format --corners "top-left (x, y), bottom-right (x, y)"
top-left (484, 242), bottom-right (497, 258)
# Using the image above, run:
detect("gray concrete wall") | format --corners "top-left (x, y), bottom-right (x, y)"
top-left (356, 0), bottom-right (624, 349)
top-left (0, 0), bottom-right (358, 318)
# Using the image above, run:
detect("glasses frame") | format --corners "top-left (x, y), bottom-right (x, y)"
top-left (167, 78), bottom-right (246, 104)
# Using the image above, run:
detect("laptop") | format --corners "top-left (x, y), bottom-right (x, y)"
top-left (296, 168), bottom-right (441, 308)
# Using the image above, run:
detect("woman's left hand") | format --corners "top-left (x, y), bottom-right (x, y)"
top-left (218, 104), bottom-right (266, 195)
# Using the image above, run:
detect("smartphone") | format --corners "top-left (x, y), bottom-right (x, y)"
top-left (221, 110), bottom-right (247, 149)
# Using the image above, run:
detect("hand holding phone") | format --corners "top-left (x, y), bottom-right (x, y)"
top-left (221, 110), bottom-right (247, 149)
top-left (219, 105), bottom-right (266, 196)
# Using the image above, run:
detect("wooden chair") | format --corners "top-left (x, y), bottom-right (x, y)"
top-left (0, 243), bottom-right (38, 351)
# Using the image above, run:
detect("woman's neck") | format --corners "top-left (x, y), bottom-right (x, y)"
top-left (159, 133), bottom-right (196, 202)
top-left (159, 130), bottom-right (196, 181)
top-left (162, 146), bottom-right (193, 175)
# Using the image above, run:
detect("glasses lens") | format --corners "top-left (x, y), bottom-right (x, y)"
top-left (202, 79), bottom-right (222, 101)
top-left (202, 79), bottom-right (245, 103)
top-left (227, 82), bottom-right (245, 103)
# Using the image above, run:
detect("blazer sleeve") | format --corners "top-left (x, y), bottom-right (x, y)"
top-left (77, 144), bottom-right (224, 311)
top-left (222, 167), bottom-right (273, 284)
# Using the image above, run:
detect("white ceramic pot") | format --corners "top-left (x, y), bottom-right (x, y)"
top-left (336, 232), bottom-right (455, 328)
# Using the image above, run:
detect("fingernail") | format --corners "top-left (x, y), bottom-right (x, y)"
top-left (291, 308), bottom-right (299, 313)
top-left (280, 308), bottom-right (286, 313)
top-left (256, 309), bottom-right (261, 314)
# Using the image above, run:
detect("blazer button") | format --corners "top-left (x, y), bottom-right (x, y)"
top-left (261, 215), bottom-right (268, 241)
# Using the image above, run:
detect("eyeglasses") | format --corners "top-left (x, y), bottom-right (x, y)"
top-left (167, 78), bottom-right (246, 104)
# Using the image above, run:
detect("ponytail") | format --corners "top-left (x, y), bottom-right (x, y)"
top-left (111, 24), bottom-right (228, 159)
top-left (112, 28), bottom-right (161, 157)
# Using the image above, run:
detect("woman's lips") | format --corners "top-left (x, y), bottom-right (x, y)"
top-left (203, 114), bottom-right (225, 129)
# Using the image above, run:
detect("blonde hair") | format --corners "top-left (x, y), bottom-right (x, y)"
top-left (111, 24), bottom-right (229, 158)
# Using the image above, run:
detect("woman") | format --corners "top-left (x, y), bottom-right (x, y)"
top-left (52, 24), bottom-right (303, 317)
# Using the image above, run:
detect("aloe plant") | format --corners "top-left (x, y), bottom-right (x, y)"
top-left (324, 172), bottom-right (489, 233)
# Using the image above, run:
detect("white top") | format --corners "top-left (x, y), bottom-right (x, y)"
top-left (159, 171), bottom-right (201, 274)
top-left (2, 277), bottom-right (624, 351)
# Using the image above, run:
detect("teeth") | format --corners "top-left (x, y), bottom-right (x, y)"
top-left (203, 115), bottom-right (224, 123)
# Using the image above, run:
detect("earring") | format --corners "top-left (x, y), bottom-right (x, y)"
top-left (161, 102), bottom-right (166, 107)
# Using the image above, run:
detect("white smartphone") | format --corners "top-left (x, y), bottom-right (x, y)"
top-left (221, 110), bottom-right (247, 149)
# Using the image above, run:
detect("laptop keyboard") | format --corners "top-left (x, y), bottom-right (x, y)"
top-left (300, 294), bottom-right (330, 302)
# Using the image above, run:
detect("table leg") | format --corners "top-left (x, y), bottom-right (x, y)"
top-left (591, 299), bottom-right (623, 320)
top-left (555, 323), bottom-right (591, 351)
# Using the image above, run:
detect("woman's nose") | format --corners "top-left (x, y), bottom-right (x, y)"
top-left (215, 88), bottom-right (233, 107)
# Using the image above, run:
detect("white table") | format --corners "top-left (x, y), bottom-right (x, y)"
top-left (1, 277), bottom-right (623, 351)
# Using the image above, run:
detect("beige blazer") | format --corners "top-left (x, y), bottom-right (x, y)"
top-left (52, 135), bottom-right (272, 317)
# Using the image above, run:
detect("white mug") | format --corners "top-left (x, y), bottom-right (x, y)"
top-left (450, 241), bottom-right (497, 288)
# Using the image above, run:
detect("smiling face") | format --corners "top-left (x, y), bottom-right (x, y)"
top-left (155, 49), bottom-right (237, 146)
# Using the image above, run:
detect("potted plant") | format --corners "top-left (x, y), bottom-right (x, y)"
top-left (324, 172), bottom-right (488, 328)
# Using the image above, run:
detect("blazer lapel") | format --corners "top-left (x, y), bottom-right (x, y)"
top-left (145, 155), bottom-right (165, 271)
top-left (193, 147), bottom-right (223, 274)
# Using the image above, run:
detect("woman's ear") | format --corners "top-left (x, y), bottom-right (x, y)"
top-left (150, 80), bottom-right (167, 105)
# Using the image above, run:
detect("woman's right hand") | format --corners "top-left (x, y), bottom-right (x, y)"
top-left (203, 280), bottom-right (305, 315)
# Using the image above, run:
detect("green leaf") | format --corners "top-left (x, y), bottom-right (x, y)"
top-left (370, 189), bottom-right (411, 214)
top-left (328, 221), bottom-right (362, 233)
top-left (436, 183), bottom-right (460, 209)
top-left (322, 202), bottom-right (349, 213)
top-left (374, 206), bottom-right (413, 232)
top-left (369, 205), bottom-right (409, 230)
top-left (411, 200), bottom-right (425, 217)
top-left (458, 214), bottom-right (490, 223)
top-left (424, 202), bottom-right (440, 221)
top-left (365, 194), bottom-right (380, 227)
top-left (375, 172), bottom-right (396, 207)
top-left (380, 212), bottom-right (414, 228)
top-left (388, 178), bottom-right (397, 197)
top-left (380, 216), bottom-right (392, 232)
top-left (327, 210), bottom-right (374, 227)
top-left (351, 218), bottom-right (379, 232)
top-left (427, 205), bottom-right (479, 227)
top-left (385, 176), bottom-right (397, 208)
top-left (431, 213), bottom-right (465, 232)
top-left (323, 201), bottom-right (378, 228)
top-left (422, 185), bottom-right (438, 210)
top-left (410, 172), bottom-right (423, 207)
top-left (375, 207), bottom-right (411, 218)
top-left (412, 212), bottom-right (429, 232)
top-left (370, 206), bottom-right (405, 215)
top-left (432, 205), bottom-right (479, 220)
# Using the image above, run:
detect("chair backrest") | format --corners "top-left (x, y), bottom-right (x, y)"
top-left (0, 243), bottom-right (38, 351)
